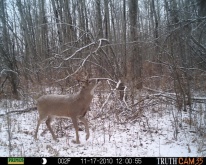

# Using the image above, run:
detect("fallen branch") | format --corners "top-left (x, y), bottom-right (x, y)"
top-left (0, 107), bottom-right (37, 117)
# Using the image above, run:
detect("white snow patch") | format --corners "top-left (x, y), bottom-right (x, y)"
top-left (0, 97), bottom-right (205, 157)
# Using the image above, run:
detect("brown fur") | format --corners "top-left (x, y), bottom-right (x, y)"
top-left (34, 78), bottom-right (100, 144)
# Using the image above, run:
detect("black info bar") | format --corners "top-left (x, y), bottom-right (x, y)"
top-left (1, 157), bottom-right (206, 165)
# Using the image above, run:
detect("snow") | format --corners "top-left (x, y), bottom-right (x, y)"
top-left (0, 95), bottom-right (205, 157)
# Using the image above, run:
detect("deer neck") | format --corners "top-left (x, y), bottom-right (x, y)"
top-left (78, 88), bottom-right (93, 101)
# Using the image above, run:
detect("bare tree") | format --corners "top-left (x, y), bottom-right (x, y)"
top-left (129, 0), bottom-right (142, 89)
top-left (0, 0), bottom-right (19, 98)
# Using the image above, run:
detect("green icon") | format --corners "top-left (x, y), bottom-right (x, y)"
top-left (8, 157), bottom-right (24, 164)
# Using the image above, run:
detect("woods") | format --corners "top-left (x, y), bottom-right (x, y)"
top-left (0, 0), bottom-right (206, 98)
top-left (0, 0), bottom-right (206, 156)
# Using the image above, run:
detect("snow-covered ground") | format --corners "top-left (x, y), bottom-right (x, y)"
top-left (0, 94), bottom-right (205, 157)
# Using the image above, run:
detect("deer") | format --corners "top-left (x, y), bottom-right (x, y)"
top-left (34, 71), bottom-right (101, 144)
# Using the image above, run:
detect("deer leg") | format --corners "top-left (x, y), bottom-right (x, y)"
top-left (79, 116), bottom-right (90, 140)
top-left (34, 118), bottom-right (42, 140)
top-left (35, 113), bottom-right (47, 140)
top-left (71, 117), bottom-right (80, 144)
top-left (46, 116), bottom-right (57, 140)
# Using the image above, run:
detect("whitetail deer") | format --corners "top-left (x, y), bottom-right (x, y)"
top-left (34, 72), bottom-right (101, 144)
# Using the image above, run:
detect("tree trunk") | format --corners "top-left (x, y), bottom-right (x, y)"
top-left (129, 0), bottom-right (142, 89)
